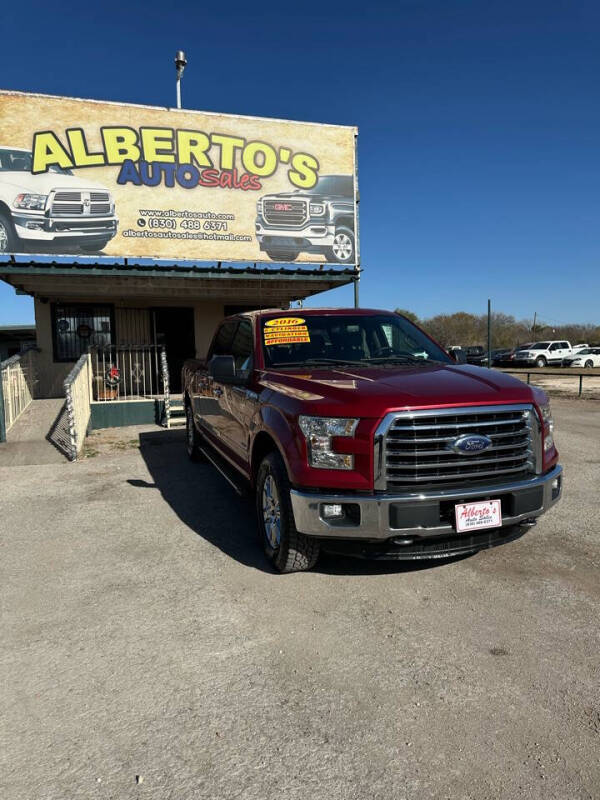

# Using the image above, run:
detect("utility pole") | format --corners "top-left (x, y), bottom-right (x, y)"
top-left (175, 50), bottom-right (187, 109)
top-left (487, 298), bottom-right (492, 368)
top-left (354, 271), bottom-right (360, 308)
top-left (532, 311), bottom-right (537, 341)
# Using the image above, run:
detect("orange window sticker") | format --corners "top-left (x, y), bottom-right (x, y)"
top-left (264, 317), bottom-right (306, 328)
top-left (264, 318), bottom-right (311, 346)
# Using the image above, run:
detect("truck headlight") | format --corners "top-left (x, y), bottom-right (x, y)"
top-left (298, 415), bottom-right (358, 470)
top-left (540, 402), bottom-right (554, 451)
top-left (309, 203), bottom-right (325, 216)
top-left (256, 200), bottom-right (263, 214)
top-left (14, 193), bottom-right (47, 211)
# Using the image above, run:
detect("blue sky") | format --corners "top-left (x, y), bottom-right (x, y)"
top-left (1, 0), bottom-right (598, 325)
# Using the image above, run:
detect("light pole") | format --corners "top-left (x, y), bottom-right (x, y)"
top-left (175, 50), bottom-right (187, 109)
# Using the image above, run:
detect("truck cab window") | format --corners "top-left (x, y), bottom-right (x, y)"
top-left (210, 320), bottom-right (238, 358)
top-left (231, 320), bottom-right (253, 372)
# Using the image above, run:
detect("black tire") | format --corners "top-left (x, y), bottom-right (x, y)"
top-left (326, 226), bottom-right (355, 264)
top-left (185, 403), bottom-right (205, 461)
top-left (264, 249), bottom-right (299, 262)
top-left (256, 451), bottom-right (320, 573)
top-left (535, 356), bottom-right (547, 368)
top-left (0, 211), bottom-right (19, 254)
top-left (585, 359), bottom-right (593, 368)
top-left (80, 240), bottom-right (110, 252)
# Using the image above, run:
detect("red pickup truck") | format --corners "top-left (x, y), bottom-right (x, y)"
top-left (182, 308), bottom-right (562, 572)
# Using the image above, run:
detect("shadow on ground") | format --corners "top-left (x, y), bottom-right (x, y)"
top-left (133, 428), bottom-right (471, 576)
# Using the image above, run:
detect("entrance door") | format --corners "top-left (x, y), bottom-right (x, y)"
top-left (153, 308), bottom-right (195, 393)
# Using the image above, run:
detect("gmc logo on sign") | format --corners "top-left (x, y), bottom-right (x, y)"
top-left (274, 203), bottom-right (293, 211)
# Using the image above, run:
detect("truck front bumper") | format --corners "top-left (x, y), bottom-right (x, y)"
top-left (14, 213), bottom-right (118, 242)
top-left (290, 466), bottom-right (562, 552)
top-left (255, 220), bottom-right (335, 250)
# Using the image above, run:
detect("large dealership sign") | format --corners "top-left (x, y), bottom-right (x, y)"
top-left (0, 90), bottom-right (358, 265)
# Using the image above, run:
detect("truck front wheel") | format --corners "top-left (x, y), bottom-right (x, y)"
top-left (535, 356), bottom-right (547, 368)
top-left (264, 249), bottom-right (299, 262)
top-left (0, 212), bottom-right (18, 254)
top-left (327, 226), bottom-right (355, 264)
top-left (256, 452), bottom-right (320, 573)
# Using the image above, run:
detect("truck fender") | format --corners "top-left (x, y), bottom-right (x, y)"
top-left (251, 405), bottom-right (304, 486)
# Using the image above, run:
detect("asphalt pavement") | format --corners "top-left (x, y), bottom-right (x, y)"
top-left (2, 397), bottom-right (599, 800)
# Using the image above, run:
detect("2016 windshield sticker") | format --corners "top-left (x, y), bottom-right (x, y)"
top-left (264, 317), bottom-right (310, 346)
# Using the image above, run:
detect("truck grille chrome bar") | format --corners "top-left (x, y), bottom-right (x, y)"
top-left (49, 190), bottom-right (112, 218)
top-left (263, 199), bottom-right (307, 227)
top-left (374, 404), bottom-right (541, 491)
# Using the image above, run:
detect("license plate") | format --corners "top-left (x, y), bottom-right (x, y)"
top-left (455, 499), bottom-right (502, 533)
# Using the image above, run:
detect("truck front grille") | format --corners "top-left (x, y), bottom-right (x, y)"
top-left (50, 190), bottom-right (112, 217)
top-left (263, 199), bottom-right (307, 227)
top-left (375, 404), bottom-right (538, 490)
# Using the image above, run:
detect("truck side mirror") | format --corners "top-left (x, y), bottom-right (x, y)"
top-left (208, 355), bottom-right (237, 383)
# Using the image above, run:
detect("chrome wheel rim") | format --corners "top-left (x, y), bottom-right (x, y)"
top-left (332, 232), bottom-right (353, 261)
top-left (0, 221), bottom-right (8, 253)
top-left (262, 474), bottom-right (281, 549)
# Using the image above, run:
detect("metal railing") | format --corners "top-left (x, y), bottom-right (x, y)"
top-left (0, 349), bottom-right (38, 437)
top-left (497, 367), bottom-right (600, 397)
top-left (63, 353), bottom-right (93, 461)
top-left (159, 348), bottom-right (171, 428)
top-left (89, 345), bottom-right (167, 402)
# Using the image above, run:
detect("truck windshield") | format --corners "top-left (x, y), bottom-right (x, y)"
top-left (0, 149), bottom-right (73, 175)
top-left (261, 314), bottom-right (452, 368)
top-left (305, 176), bottom-right (353, 197)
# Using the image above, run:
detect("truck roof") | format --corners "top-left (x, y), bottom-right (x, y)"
top-left (234, 307), bottom-right (397, 320)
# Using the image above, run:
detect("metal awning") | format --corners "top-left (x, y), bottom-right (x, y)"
top-left (0, 260), bottom-right (356, 305)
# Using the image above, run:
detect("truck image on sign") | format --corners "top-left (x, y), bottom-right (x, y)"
top-left (0, 147), bottom-right (118, 254)
top-left (255, 174), bottom-right (356, 263)
top-left (182, 309), bottom-right (562, 573)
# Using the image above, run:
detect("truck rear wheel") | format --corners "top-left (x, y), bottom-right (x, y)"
top-left (256, 451), bottom-right (320, 573)
top-left (0, 211), bottom-right (18, 254)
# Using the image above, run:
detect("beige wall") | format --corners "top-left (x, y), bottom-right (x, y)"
top-left (33, 296), bottom-right (225, 397)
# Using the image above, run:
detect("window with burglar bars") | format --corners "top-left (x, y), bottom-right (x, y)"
top-left (52, 304), bottom-right (114, 362)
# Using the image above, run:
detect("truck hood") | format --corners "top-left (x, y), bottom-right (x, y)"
top-left (261, 190), bottom-right (350, 202)
top-left (1, 170), bottom-right (111, 194)
top-left (261, 362), bottom-right (539, 416)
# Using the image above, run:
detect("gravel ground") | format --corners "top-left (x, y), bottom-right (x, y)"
top-left (2, 398), bottom-right (599, 800)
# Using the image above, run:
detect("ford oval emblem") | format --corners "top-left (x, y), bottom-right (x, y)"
top-left (451, 433), bottom-right (492, 454)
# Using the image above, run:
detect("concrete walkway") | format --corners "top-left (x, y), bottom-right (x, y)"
top-left (0, 399), bottom-right (69, 466)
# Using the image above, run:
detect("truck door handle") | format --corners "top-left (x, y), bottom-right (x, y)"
top-left (214, 387), bottom-right (223, 397)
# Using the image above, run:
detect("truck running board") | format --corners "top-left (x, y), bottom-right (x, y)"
top-left (199, 444), bottom-right (246, 497)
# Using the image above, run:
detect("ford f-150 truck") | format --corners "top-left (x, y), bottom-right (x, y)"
top-left (182, 309), bottom-right (562, 572)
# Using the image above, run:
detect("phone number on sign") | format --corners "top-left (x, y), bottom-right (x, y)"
top-left (146, 218), bottom-right (229, 231)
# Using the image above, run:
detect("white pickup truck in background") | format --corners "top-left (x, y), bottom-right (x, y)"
top-left (514, 341), bottom-right (572, 367)
top-left (0, 146), bottom-right (118, 254)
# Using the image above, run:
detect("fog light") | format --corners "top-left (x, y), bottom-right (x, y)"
top-left (26, 222), bottom-right (44, 230)
top-left (322, 503), bottom-right (344, 519)
top-left (551, 476), bottom-right (561, 500)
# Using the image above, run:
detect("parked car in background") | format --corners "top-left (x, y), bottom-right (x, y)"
top-left (448, 345), bottom-right (487, 365)
top-left (572, 344), bottom-right (590, 353)
top-left (493, 344), bottom-right (534, 367)
top-left (513, 341), bottom-right (573, 368)
top-left (562, 347), bottom-right (600, 368)
top-left (492, 348), bottom-right (512, 365)
top-left (182, 308), bottom-right (562, 572)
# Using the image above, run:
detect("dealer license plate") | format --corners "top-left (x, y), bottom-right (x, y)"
top-left (455, 499), bottom-right (502, 533)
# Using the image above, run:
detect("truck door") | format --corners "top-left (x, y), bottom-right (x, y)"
top-left (193, 319), bottom-right (237, 446)
top-left (226, 318), bottom-right (259, 466)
